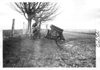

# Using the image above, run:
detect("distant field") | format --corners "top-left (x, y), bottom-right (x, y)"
top-left (40, 29), bottom-right (95, 40)
top-left (63, 31), bottom-right (95, 40)
top-left (64, 29), bottom-right (95, 34)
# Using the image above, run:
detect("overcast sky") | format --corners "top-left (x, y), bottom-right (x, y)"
top-left (0, 0), bottom-right (100, 30)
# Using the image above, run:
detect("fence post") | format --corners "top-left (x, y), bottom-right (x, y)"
top-left (23, 22), bottom-right (26, 35)
top-left (11, 19), bottom-right (15, 37)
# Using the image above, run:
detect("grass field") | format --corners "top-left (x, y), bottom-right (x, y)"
top-left (3, 29), bottom-right (23, 39)
top-left (3, 29), bottom-right (96, 67)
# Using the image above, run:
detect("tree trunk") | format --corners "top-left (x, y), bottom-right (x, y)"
top-left (28, 19), bottom-right (32, 36)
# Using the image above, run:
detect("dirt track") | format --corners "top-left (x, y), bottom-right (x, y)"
top-left (17, 36), bottom-right (67, 67)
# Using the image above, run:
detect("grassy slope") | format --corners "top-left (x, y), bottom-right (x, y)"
top-left (3, 30), bottom-right (96, 67)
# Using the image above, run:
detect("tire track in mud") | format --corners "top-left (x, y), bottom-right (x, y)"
top-left (49, 40), bottom-right (69, 66)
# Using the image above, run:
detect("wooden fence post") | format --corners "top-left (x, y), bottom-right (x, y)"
top-left (23, 22), bottom-right (26, 35)
top-left (11, 19), bottom-right (15, 37)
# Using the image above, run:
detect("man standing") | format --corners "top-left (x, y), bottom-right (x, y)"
top-left (32, 23), bottom-right (37, 36)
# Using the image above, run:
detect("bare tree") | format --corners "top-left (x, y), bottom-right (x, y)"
top-left (34, 3), bottom-right (59, 32)
top-left (10, 2), bottom-right (59, 36)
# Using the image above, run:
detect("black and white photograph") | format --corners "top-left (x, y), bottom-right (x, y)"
top-left (0, 0), bottom-right (100, 68)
